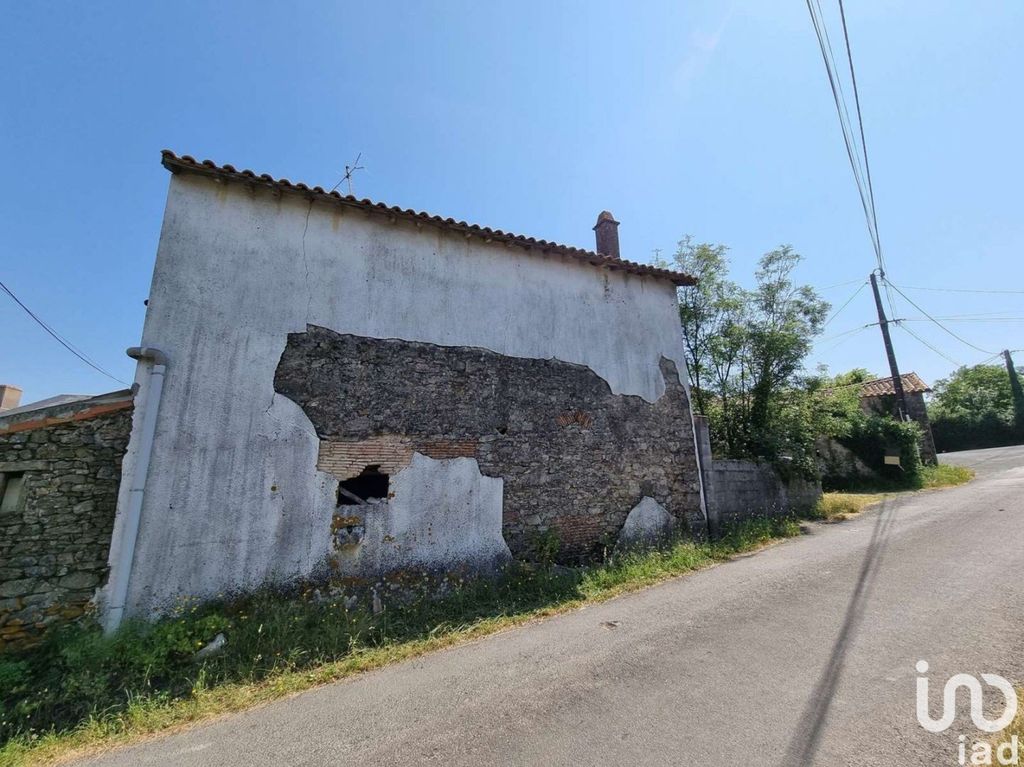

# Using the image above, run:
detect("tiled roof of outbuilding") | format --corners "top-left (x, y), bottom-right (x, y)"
top-left (860, 372), bottom-right (932, 398)
top-left (160, 151), bottom-right (696, 286)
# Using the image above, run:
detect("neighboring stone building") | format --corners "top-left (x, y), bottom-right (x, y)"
top-left (93, 151), bottom-right (706, 627)
top-left (0, 391), bottom-right (133, 648)
top-left (859, 372), bottom-right (937, 464)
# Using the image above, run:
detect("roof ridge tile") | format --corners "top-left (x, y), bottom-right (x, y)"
top-left (159, 150), bottom-right (696, 286)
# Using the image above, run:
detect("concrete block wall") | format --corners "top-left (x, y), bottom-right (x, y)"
top-left (694, 416), bottom-right (821, 532)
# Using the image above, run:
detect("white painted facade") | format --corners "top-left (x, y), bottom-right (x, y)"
top-left (102, 171), bottom-right (698, 620)
top-left (342, 453), bottom-right (510, 575)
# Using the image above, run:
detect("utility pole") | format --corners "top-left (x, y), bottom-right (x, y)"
top-left (869, 271), bottom-right (908, 419)
top-left (1003, 350), bottom-right (1024, 427)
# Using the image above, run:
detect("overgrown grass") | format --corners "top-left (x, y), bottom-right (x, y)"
top-left (0, 516), bottom-right (800, 767)
top-left (918, 463), bottom-right (974, 489)
top-left (825, 462), bottom-right (975, 495)
top-left (813, 463), bottom-right (973, 522)
top-left (989, 688), bottom-right (1024, 758)
top-left (812, 492), bottom-right (887, 521)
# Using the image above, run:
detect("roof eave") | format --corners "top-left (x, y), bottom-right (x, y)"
top-left (161, 151), bottom-right (698, 287)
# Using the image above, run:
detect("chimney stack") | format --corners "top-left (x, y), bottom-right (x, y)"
top-left (593, 211), bottom-right (620, 259)
top-left (0, 385), bottom-right (22, 412)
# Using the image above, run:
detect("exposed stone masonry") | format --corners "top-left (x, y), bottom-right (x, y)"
top-left (0, 404), bottom-right (132, 649)
top-left (275, 326), bottom-right (704, 559)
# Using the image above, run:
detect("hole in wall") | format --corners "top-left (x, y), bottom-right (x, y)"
top-left (338, 465), bottom-right (389, 505)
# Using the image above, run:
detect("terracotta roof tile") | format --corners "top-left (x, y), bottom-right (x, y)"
top-left (860, 372), bottom-right (931, 398)
top-left (160, 151), bottom-right (697, 286)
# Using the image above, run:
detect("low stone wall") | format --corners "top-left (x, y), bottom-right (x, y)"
top-left (0, 392), bottom-right (133, 649)
top-left (693, 416), bottom-right (821, 533)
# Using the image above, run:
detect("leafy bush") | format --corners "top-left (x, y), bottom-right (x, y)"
top-left (831, 413), bottom-right (924, 490)
top-left (932, 414), bottom-right (1023, 453)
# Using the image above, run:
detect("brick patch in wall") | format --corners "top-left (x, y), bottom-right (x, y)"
top-left (317, 435), bottom-right (414, 480)
top-left (317, 436), bottom-right (481, 481)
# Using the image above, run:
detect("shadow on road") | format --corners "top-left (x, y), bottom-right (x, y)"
top-left (782, 499), bottom-right (899, 766)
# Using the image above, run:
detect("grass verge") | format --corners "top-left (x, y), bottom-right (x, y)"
top-left (918, 463), bottom-right (974, 489)
top-left (814, 463), bottom-right (974, 521)
top-left (988, 688), bottom-right (1024, 760)
top-left (0, 516), bottom-right (800, 767)
top-left (811, 492), bottom-right (887, 521)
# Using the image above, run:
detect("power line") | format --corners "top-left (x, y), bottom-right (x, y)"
top-left (0, 279), bottom-right (128, 385)
top-left (819, 277), bottom-right (866, 290)
top-left (894, 322), bottom-right (963, 367)
top-left (914, 310), bottom-right (1024, 319)
top-left (816, 324), bottom-right (872, 355)
top-left (805, 0), bottom-right (880, 265)
top-left (891, 283), bottom-right (1024, 296)
top-left (899, 317), bottom-right (1024, 323)
top-left (817, 322), bottom-right (873, 345)
top-left (823, 280), bottom-right (867, 326)
top-left (838, 0), bottom-right (884, 275)
top-left (884, 278), bottom-right (997, 356)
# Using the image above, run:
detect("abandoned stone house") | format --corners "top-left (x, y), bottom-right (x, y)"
top-left (859, 372), bottom-right (937, 464)
top-left (0, 151), bottom-right (707, 641)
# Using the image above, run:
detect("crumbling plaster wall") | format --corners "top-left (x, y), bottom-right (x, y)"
top-left (331, 453), bottom-right (510, 577)
top-left (275, 327), bottom-right (703, 560)
top-left (109, 174), bottom-right (701, 618)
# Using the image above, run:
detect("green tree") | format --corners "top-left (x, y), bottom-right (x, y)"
top-left (661, 240), bottom-right (831, 473)
top-left (928, 363), bottom-right (1024, 450)
top-left (664, 237), bottom-right (741, 419)
top-left (929, 364), bottom-right (1019, 425)
top-left (744, 247), bottom-right (829, 456)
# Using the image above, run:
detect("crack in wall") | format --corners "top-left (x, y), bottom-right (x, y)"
top-left (300, 199), bottom-right (314, 324)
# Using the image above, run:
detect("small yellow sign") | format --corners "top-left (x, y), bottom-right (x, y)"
top-left (884, 455), bottom-right (901, 466)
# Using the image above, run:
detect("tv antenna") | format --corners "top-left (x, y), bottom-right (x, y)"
top-left (331, 152), bottom-right (365, 196)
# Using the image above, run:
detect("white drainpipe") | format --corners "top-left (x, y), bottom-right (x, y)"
top-left (102, 346), bottom-right (168, 634)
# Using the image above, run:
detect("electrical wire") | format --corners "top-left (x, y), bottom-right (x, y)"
top-left (899, 317), bottom-right (1024, 323)
top-left (819, 277), bottom-right (868, 290)
top-left (805, 0), bottom-right (880, 264)
top-left (817, 322), bottom-right (873, 345)
top-left (884, 278), bottom-right (997, 355)
top-left (823, 280), bottom-right (867, 326)
top-left (0, 279), bottom-right (128, 385)
top-left (890, 284), bottom-right (1024, 296)
top-left (814, 324), bottom-right (875, 360)
top-left (838, 0), bottom-right (884, 275)
top-left (894, 322), bottom-right (963, 367)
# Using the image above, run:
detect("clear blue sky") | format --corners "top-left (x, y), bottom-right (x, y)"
top-left (2, 2), bottom-right (1022, 404)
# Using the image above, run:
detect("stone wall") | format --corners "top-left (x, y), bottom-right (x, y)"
top-left (274, 326), bottom-right (704, 561)
top-left (694, 416), bottom-right (821, 532)
top-left (0, 393), bottom-right (132, 649)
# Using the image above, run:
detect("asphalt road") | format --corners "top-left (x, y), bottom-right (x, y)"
top-left (80, 446), bottom-right (1024, 767)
